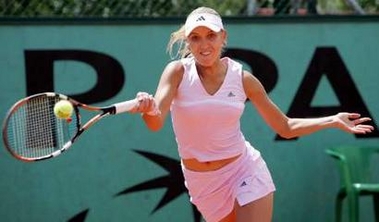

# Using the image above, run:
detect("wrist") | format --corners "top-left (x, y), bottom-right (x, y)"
top-left (147, 110), bottom-right (161, 116)
top-left (326, 115), bottom-right (339, 128)
top-left (141, 109), bottom-right (161, 117)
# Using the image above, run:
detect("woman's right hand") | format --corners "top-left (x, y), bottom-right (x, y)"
top-left (130, 92), bottom-right (160, 116)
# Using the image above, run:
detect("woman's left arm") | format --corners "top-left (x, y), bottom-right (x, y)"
top-left (242, 71), bottom-right (374, 139)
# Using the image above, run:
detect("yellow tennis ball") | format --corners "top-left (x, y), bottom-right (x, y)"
top-left (54, 100), bottom-right (73, 119)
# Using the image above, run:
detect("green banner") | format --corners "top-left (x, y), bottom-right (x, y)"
top-left (0, 18), bottom-right (378, 222)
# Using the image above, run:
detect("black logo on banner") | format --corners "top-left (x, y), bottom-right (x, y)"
top-left (24, 50), bottom-right (124, 104)
top-left (223, 47), bottom-right (378, 139)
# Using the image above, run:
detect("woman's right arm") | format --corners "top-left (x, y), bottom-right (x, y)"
top-left (141, 60), bottom-right (184, 131)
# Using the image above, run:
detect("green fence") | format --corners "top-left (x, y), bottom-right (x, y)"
top-left (0, 0), bottom-right (378, 17)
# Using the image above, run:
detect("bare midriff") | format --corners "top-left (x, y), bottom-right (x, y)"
top-left (182, 154), bottom-right (241, 172)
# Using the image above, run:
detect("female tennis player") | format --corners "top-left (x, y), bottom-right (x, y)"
top-left (132, 6), bottom-right (374, 222)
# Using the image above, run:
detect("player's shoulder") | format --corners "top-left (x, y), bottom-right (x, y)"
top-left (164, 60), bottom-right (184, 77)
top-left (242, 69), bottom-right (260, 85)
top-left (161, 60), bottom-right (184, 86)
top-left (166, 60), bottom-right (184, 70)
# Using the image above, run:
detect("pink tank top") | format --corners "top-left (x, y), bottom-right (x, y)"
top-left (171, 57), bottom-right (247, 161)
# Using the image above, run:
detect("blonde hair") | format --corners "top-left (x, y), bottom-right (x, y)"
top-left (166, 7), bottom-right (222, 59)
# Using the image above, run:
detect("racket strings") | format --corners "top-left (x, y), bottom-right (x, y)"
top-left (6, 96), bottom-right (77, 159)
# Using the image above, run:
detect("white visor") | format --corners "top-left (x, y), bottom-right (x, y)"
top-left (184, 13), bottom-right (224, 37)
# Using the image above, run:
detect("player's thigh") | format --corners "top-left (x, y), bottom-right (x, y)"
top-left (218, 209), bottom-right (236, 222)
top-left (235, 192), bottom-right (274, 222)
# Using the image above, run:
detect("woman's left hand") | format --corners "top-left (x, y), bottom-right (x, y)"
top-left (335, 112), bottom-right (374, 134)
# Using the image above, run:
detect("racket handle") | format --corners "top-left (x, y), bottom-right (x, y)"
top-left (114, 99), bottom-right (139, 114)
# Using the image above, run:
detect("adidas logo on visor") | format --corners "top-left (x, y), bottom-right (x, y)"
top-left (196, 16), bottom-right (205, 22)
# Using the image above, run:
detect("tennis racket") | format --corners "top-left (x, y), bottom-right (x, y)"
top-left (2, 92), bottom-right (139, 162)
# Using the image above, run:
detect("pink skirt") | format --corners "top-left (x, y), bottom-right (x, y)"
top-left (181, 143), bottom-right (276, 222)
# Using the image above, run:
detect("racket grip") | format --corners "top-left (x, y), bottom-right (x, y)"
top-left (114, 99), bottom-right (139, 114)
